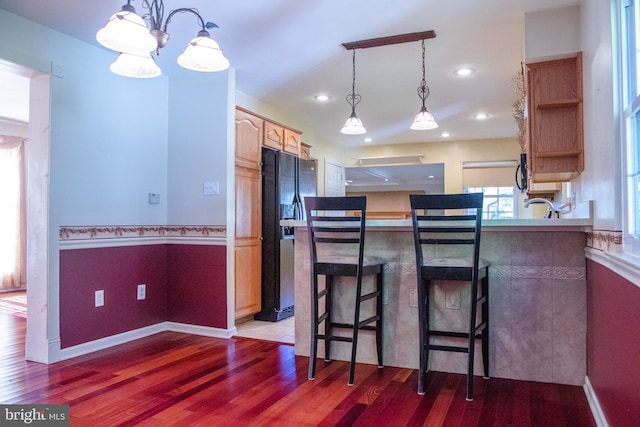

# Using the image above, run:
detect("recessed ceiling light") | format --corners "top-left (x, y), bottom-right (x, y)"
top-left (364, 137), bottom-right (372, 143)
top-left (474, 113), bottom-right (489, 120)
top-left (455, 67), bottom-right (474, 76)
top-left (441, 131), bottom-right (451, 137)
top-left (428, 175), bottom-right (435, 179)
top-left (313, 94), bottom-right (330, 102)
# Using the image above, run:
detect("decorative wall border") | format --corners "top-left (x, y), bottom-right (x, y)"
top-left (586, 230), bottom-right (622, 252)
top-left (383, 262), bottom-right (586, 280)
top-left (60, 225), bottom-right (226, 241)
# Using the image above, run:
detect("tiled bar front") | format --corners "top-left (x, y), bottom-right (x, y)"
top-left (293, 223), bottom-right (588, 386)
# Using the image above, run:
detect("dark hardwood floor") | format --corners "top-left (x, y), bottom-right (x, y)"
top-left (0, 306), bottom-right (596, 426)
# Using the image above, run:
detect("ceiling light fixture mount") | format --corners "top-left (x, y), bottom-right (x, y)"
top-left (410, 39), bottom-right (438, 130)
top-left (96, 0), bottom-right (229, 78)
top-left (340, 49), bottom-right (366, 135)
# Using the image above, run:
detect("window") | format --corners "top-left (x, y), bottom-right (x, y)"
top-left (620, 0), bottom-right (640, 253)
top-left (465, 186), bottom-right (516, 219)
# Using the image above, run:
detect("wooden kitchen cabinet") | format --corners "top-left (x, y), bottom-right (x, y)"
top-left (234, 108), bottom-right (262, 319)
top-left (233, 107), bottom-right (303, 320)
top-left (300, 143), bottom-right (312, 160)
top-left (235, 108), bottom-right (263, 170)
top-left (526, 52), bottom-right (583, 183)
top-left (264, 121), bottom-right (285, 151)
top-left (263, 117), bottom-right (303, 156)
top-left (234, 166), bottom-right (262, 319)
top-left (283, 128), bottom-right (301, 156)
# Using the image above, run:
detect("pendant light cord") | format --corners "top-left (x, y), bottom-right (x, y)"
top-left (417, 39), bottom-right (429, 108)
top-left (346, 49), bottom-right (362, 113)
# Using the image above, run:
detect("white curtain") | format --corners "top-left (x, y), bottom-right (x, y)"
top-left (0, 135), bottom-right (26, 290)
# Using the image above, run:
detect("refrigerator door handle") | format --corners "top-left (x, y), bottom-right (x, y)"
top-left (293, 199), bottom-right (303, 220)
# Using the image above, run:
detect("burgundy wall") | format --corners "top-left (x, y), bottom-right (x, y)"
top-left (587, 259), bottom-right (640, 426)
top-left (166, 244), bottom-right (227, 329)
top-left (59, 243), bottom-right (227, 349)
top-left (60, 245), bottom-right (169, 348)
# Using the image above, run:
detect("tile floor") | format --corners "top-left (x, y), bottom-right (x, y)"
top-left (235, 316), bottom-right (295, 344)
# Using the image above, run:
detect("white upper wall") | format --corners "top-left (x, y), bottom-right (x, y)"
top-left (574, 0), bottom-right (619, 231)
top-left (525, 5), bottom-right (582, 61)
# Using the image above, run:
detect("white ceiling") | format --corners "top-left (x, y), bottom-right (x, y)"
top-left (0, 0), bottom-right (580, 146)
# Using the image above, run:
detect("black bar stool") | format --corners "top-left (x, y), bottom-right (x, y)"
top-left (304, 196), bottom-right (385, 386)
top-left (409, 193), bottom-right (490, 401)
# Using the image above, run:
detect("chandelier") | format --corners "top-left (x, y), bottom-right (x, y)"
top-left (96, 0), bottom-right (230, 78)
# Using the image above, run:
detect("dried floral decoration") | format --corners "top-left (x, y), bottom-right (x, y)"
top-left (512, 66), bottom-right (526, 153)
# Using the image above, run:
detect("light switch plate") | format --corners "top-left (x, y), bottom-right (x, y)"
top-left (148, 193), bottom-right (160, 204)
top-left (203, 181), bottom-right (219, 196)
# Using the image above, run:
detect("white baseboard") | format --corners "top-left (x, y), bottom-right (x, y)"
top-left (584, 376), bottom-right (609, 427)
top-left (165, 322), bottom-right (234, 339)
top-left (59, 322), bottom-right (235, 361)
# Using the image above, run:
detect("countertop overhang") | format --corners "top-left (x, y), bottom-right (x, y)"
top-left (281, 218), bottom-right (593, 232)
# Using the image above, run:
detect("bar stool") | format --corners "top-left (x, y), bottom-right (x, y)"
top-left (409, 193), bottom-right (489, 401)
top-left (304, 196), bottom-right (385, 386)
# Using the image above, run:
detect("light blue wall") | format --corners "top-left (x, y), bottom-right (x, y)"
top-left (0, 8), bottom-right (233, 227)
top-left (167, 71), bottom-right (232, 225)
top-left (0, 8), bottom-right (170, 226)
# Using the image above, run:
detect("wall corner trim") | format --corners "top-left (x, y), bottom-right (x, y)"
top-left (583, 376), bottom-right (610, 427)
top-left (59, 322), bottom-right (236, 362)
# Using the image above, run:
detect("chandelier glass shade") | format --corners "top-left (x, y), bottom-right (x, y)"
top-left (340, 49), bottom-right (366, 135)
top-left (177, 30), bottom-right (230, 72)
top-left (110, 52), bottom-right (161, 78)
top-left (96, 1), bottom-right (230, 78)
top-left (410, 106), bottom-right (438, 130)
top-left (341, 113), bottom-right (367, 135)
top-left (96, 5), bottom-right (157, 55)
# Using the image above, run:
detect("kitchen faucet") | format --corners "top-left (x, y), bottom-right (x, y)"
top-left (524, 197), bottom-right (558, 218)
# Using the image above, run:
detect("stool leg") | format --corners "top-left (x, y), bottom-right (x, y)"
top-left (417, 276), bottom-right (428, 395)
top-left (482, 274), bottom-right (490, 379)
top-left (466, 278), bottom-right (479, 401)
top-left (376, 271), bottom-right (384, 368)
top-left (308, 273), bottom-right (319, 380)
top-left (325, 275), bottom-right (333, 362)
top-left (348, 275), bottom-right (364, 386)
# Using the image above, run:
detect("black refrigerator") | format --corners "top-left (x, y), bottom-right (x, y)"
top-left (255, 147), bottom-right (317, 321)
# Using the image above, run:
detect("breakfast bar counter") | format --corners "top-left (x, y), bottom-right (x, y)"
top-left (284, 218), bottom-right (591, 386)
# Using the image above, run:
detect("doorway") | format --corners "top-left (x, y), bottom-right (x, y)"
top-left (0, 57), bottom-right (53, 363)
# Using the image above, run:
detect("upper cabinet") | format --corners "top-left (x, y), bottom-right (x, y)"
top-left (260, 115), bottom-right (302, 156)
top-left (300, 143), bottom-right (312, 160)
top-left (264, 121), bottom-right (285, 151)
top-left (526, 52), bottom-right (583, 183)
top-left (283, 128), bottom-right (301, 156)
top-left (235, 109), bottom-right (264, 171)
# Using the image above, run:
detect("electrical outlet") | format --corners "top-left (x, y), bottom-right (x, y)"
top-left (95, 290), bottom-right (104, 307)
top-left (445, 290), bottom-right (461, 309)
top-left (137, 284), bottom-right (146, 300)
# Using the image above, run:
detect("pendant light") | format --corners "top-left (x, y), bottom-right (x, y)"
top-left (96, 0), bottom-right (230, 78)
top-left (340, 49), bottom-right (367, 135)
top-left (410, 39), bottom-right (438, 130)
